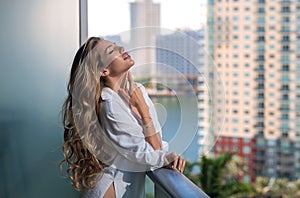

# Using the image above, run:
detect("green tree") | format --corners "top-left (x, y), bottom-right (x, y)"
top-left (184, 152), bottom-right (254, 198)
top-left (253, 177), bottom-right (300, 198)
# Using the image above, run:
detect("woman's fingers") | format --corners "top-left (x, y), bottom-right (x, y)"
top-left (127, 72), bottom-right (137, 95)
top-left (171, 156), bottom-right (186, 173)
top-left (118, 89), bottom-right (130, 104)
top-left (172, 157), bottom-right (178, 170)
top-left (117, 72), bottom-right (128, 91)
top-left (177, 157), bottom-right (183, 172)
top-left (177, 157), bottom-right (186, 173)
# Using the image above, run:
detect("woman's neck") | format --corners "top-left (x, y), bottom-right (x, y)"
top-left (103, 74), bottom-right (127, 91)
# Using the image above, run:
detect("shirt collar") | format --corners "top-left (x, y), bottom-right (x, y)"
top-left (101, 83), bottom-right (143, 101)
top-left (101, 87), bottom-right (115, 100)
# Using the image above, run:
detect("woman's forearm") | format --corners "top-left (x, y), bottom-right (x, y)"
top-left (140, 113), bottom-right (162, 150)
top-left (145, 133), bottom-right (162, 150)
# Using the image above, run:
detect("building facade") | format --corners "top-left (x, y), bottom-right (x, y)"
top-left (129, 0), bottom-right (161, 78)
top-left (155, 29), bottom-right (211, 157)
top-left (207, 0), bottom-right (300, 182)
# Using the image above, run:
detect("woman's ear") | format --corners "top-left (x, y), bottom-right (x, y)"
top-left (101, 69), bottom-right (109, 77)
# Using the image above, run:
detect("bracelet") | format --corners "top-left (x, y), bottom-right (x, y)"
top-left (141, 116), bottom-right (152, 120)
top-left (142, 121), bottom-right (156, 137)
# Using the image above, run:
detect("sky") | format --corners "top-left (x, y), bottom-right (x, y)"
top-left (88, 0), bottom-right (206, 37)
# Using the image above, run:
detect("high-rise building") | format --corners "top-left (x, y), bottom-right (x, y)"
top-left (156, 29), bottom-right (205, 76)
top-left (129, 0), bottom-right (161, 78)
top-left (207, 0), bottom-right (300, 182)
top-left (155, 29), bottom-right (210, 158)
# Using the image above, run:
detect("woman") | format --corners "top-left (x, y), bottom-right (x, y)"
top-left (61, 37), bottom-right (186, 198)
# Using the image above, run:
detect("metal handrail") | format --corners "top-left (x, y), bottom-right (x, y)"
top-left (147, 168), bottom-right (210, 198)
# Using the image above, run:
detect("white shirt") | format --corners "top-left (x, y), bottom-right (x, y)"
top-left (80, 83), bottom-right (169, 198)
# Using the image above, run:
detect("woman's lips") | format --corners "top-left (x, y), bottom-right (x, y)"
top-left (123, 52), bottom-right (130, 60)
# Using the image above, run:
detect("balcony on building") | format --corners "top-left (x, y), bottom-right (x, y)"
top-left (281, 36), bottom-right (291, 44)
top-left (280, 7), bottom-right (291, 14)
top-left (255, 55), bottom-right (265, 62)
top-left (280, 0), bottom-right (293, 5)
top-left (255, 83), bottom-right (264, 91)
top-left (256, 36), bottom-right (265, 43)
top-left (255, 74), bottom-right (265, 81)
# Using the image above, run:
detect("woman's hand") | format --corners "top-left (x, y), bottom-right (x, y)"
top-left (118, 72), bottom-right (150, 118)
top-left (164, 152), bottom-right (186, 173)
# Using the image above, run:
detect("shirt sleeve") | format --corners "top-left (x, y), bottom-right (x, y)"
top-left (101, 96), bottom-right (168, 168)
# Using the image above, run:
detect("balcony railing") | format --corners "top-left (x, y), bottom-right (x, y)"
top-left (147, 168), bottom-right (210, 198)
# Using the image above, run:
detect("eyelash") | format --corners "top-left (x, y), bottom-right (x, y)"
top-left (109, 50), bottom-right (114, 54)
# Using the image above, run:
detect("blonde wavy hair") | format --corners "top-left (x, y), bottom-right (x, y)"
top-left (60, 37), bottom-right (106, 191)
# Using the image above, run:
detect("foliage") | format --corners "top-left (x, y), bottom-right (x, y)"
top-left (184, 152), bottom-right (300, 197)
top-left (184, 152), bottom-right (255, 198)
top-left (253, 177), bottom-right (300, 198)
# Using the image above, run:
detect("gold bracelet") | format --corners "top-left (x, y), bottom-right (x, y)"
top-left (141, 116), bottom-right (152, 120)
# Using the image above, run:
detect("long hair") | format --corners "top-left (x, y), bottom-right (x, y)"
top-left (60, 37), bottom-right (106, 191)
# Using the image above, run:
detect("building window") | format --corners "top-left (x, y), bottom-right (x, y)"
top-left (267, 140), bottom-right (276, 146)
top-left (258, 8), bottom-right (265, 13)
top-left (269, 26), bottom-right (276, 31)
top-left (258, 16), bottom-right (265, 23)
top-left (269, 35), bottom-right (275, 40)
top-left (233, 100), bottom-right (239, 104)
top-left (281, 6), bottom-right (290, 13)
top-left (282, 16), bottom-right (290, 22)
top-left (245, 16), bottom-right (251, 21)
top-left (244, 25), bottom-right (251, 30)
top-left (233, 118), bottom-right (239, 123)
top-left (244, 138), bottom-right (250, 143)
top-left (243, 175), bottom-right (250, 183)
top-left (243, 146), bottom-right (250, 154)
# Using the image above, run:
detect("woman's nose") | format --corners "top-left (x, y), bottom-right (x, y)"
top-left (119, 46), bottom-right (125, 54)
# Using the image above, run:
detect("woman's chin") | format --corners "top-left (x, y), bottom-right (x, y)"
top-left (128, 59), bottom-right (135, 67)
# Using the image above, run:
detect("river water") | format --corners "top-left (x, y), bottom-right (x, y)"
top-left (146, 96), bottom-right (201, 196)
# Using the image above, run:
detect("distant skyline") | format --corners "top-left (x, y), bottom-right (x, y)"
top-left (88, 0), bottom-right (206, 37)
